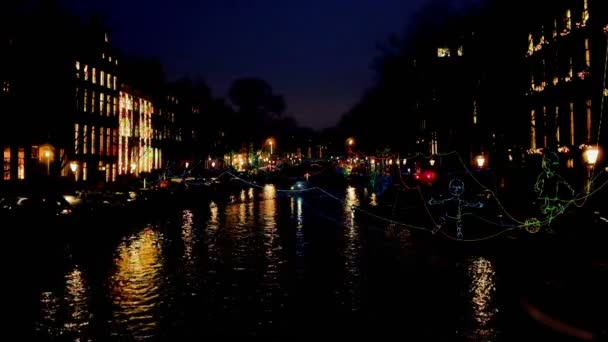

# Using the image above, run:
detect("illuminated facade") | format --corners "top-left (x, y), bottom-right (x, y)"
top-left (73, 28), bottom-right (120, 183)
top-left (0, 5), bottom-right (120, 183)
top-left (118, 86), bottom-right (161, 175)
top-left (525, 0), bottom-right (608, 160)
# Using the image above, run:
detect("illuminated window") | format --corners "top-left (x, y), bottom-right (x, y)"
top-left (113, 96), bottom-right (117, 116)
top-left (112, 163), bottom-right (116, 182)
top-left (1, 81), bottom-right (9, 93)
top-left (569, 57), bottom-right (573, 78)
top-left (91, 91), bottom-right (96, 113)
top-left (113, 128), bottom-right (118, 156)
top-left (107, 73), bottom-right (111, 89)
top-left (106, 94), bottom-right (111, 116)
top-left (586, 99), bottom-right (592, 141)
top-left (104, 32), bottom-right (109, 43)
top-left (99, 92), bottom-right (105, 116)
top-left (437, 47), bottom-right (450, 57)
top-left (75, 61), bottom-right (80, 79)
top-left (74, 123), bottom-right (79, 153)
top-left (100, 126), bottom-right (105, 156)
top-left (585, 39), bottom-right (590, 67)
top-left (83, 162), bottom-right (87, 181)
top-left (17, 148), bottom-right (25, 180)
top-left (100, 70), bottom-right (105, 86)
top-left (565, 9), bottom-right (571, 31)
top-left (583, 0), bottom-right (589, 24)
top-left (3, 147), bottom-right (10, 180)
top-left (530, 109), bottom-right (536, 149)
top-left (83, 89), bottom-right (88, 112)
top-left (31, 145), bottom-right (39, 159)
top-left (109, 55), bottom-right (112, 63)
top-left (92, 68), bottom-right (96, 84)
top-left (102, 52), bottom-right (105, 60)
top-left (84, 125), bottom-right (88, 154)
top-left (555, 106), bottom-right (560, 143)
top-left (553, 19), bottom-right (557, 38)
top-left (113, 76), bottom-right (117, 90)
top-left (543, 106), bottom-right (548, 147)
top-left (569, 102), bottom-right (575, 145)
top-left (105, 128), bottom-right (110, 156)
top-left (457, 45), bottom-right (463, 56)
top-left (84, 64), bottom-right (88, 81)
top-left (472, 100), bottom-right (478, 124)
top-left (91, 126), bottom-right (96, 155)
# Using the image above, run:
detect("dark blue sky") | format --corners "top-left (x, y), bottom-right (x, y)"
top-left (62, 0), bottom-right (469, 130)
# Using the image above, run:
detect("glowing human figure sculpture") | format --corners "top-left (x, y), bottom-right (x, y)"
top-left (533, 152), bottom-right (574, 233)
top-left (428, 178), bottom-right (483, 240)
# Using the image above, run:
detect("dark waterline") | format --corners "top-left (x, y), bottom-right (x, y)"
top-left (7, 184), bottom-right (607, 341)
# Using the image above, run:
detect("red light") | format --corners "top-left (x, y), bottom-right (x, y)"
top-left (426, 173), bottom-right (431, 179)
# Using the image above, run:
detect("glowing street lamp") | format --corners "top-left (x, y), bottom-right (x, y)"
top-left (583, 145), bottom-right (600, 193)
top-left (70, 161), bottom-right (78, 182)
top-left (476, 155), bottom-right (486, 168)
top-left (269, 141), bottom-right (273, 155)
top-left (429, 158), bottom-right (435, 167)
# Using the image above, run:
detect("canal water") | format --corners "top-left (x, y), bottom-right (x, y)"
top-left (7, 184), bottom-right (607, 341)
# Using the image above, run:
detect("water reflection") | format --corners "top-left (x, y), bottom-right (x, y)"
top-left (110, 226), bottom-right (164, 340)
top-left (36, 265), bottom-right (92, 340)
top-left (64, 266), bottom-right (92, 336)
top-left (181, 209), bottom-right (197, 289)
top-left (466, 256), bottom-right (497, 340)
top-left (291, 196), bottom-right (305, 278)
top-left (342, 186), bottom-right (361, 311)
top-left (259, 184), bottom-right (283, 327)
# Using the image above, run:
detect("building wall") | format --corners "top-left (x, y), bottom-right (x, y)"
top-left (525, 0), bottom-right (608, 163)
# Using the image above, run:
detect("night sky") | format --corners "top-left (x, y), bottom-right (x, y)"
top-left (62, 0), bottom-right (474, 130)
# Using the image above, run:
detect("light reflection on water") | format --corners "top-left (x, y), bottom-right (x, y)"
top-left (466, 256), bottom-right (498, 341)
top-left (110, 226), bottom-right (164, 340)
top-left (342, 186), bottom-right (362, 311)
top-left (36, 265), bottom-right (92, 341)
top-left (30, 183), bottom-right (517, 339)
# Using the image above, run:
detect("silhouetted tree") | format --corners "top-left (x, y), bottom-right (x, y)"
top-left (228, 77), bottom-right (287, 149)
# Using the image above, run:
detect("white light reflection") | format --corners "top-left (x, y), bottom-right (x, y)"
top-left (291, 196), bottom-right (305, 278)
top-left (64, 266), bottom-right (92, 336)
top-left (467, 256), bottom-right (498, 340)
top-left (342, 186), bottom-right (361, 311)
top-left (181, 209), bottom-right (198, 290)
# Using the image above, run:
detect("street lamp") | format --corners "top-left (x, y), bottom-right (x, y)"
top-left (429, 158), bottom-right (435, 167)
top-left (583, 145), bottom-right (600, 193)
top-left (45, 150), bottom-right (51, 175)
top-left (476, 155), bottom-right (486, 168)
top-left (70, 161), bottom-right (78, 182)
top-left (269, 141), bottom-right (273, 155)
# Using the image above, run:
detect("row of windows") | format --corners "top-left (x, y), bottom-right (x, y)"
top-left (77, 88), bottom-right (118, 117)
top-left (529, 38), bottom-right (591, 91)
top-left (437, 46), bottom-right (464, 58)
top-left (75, 61), bottom-right (117, 90)
top-left (3, 147), bottom-right (25, 180)
top-left (74, 124), bottom-right (118, 157)
top-left (527, 0), bottom-right (590, 54)
top-left (529, 99), bottom-right (592, 149)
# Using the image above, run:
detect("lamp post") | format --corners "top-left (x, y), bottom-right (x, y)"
top-left (45, 150), bottom-right (51, 175)
top-left (269, 141), bottom-right (273, 155)
top-left (583, 145), bottom-right (599, 194)
top-left (70, 161), bottom-right (78, 182)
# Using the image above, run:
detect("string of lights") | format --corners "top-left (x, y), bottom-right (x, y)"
top-left (140, 148), bottom-right (607, 242)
